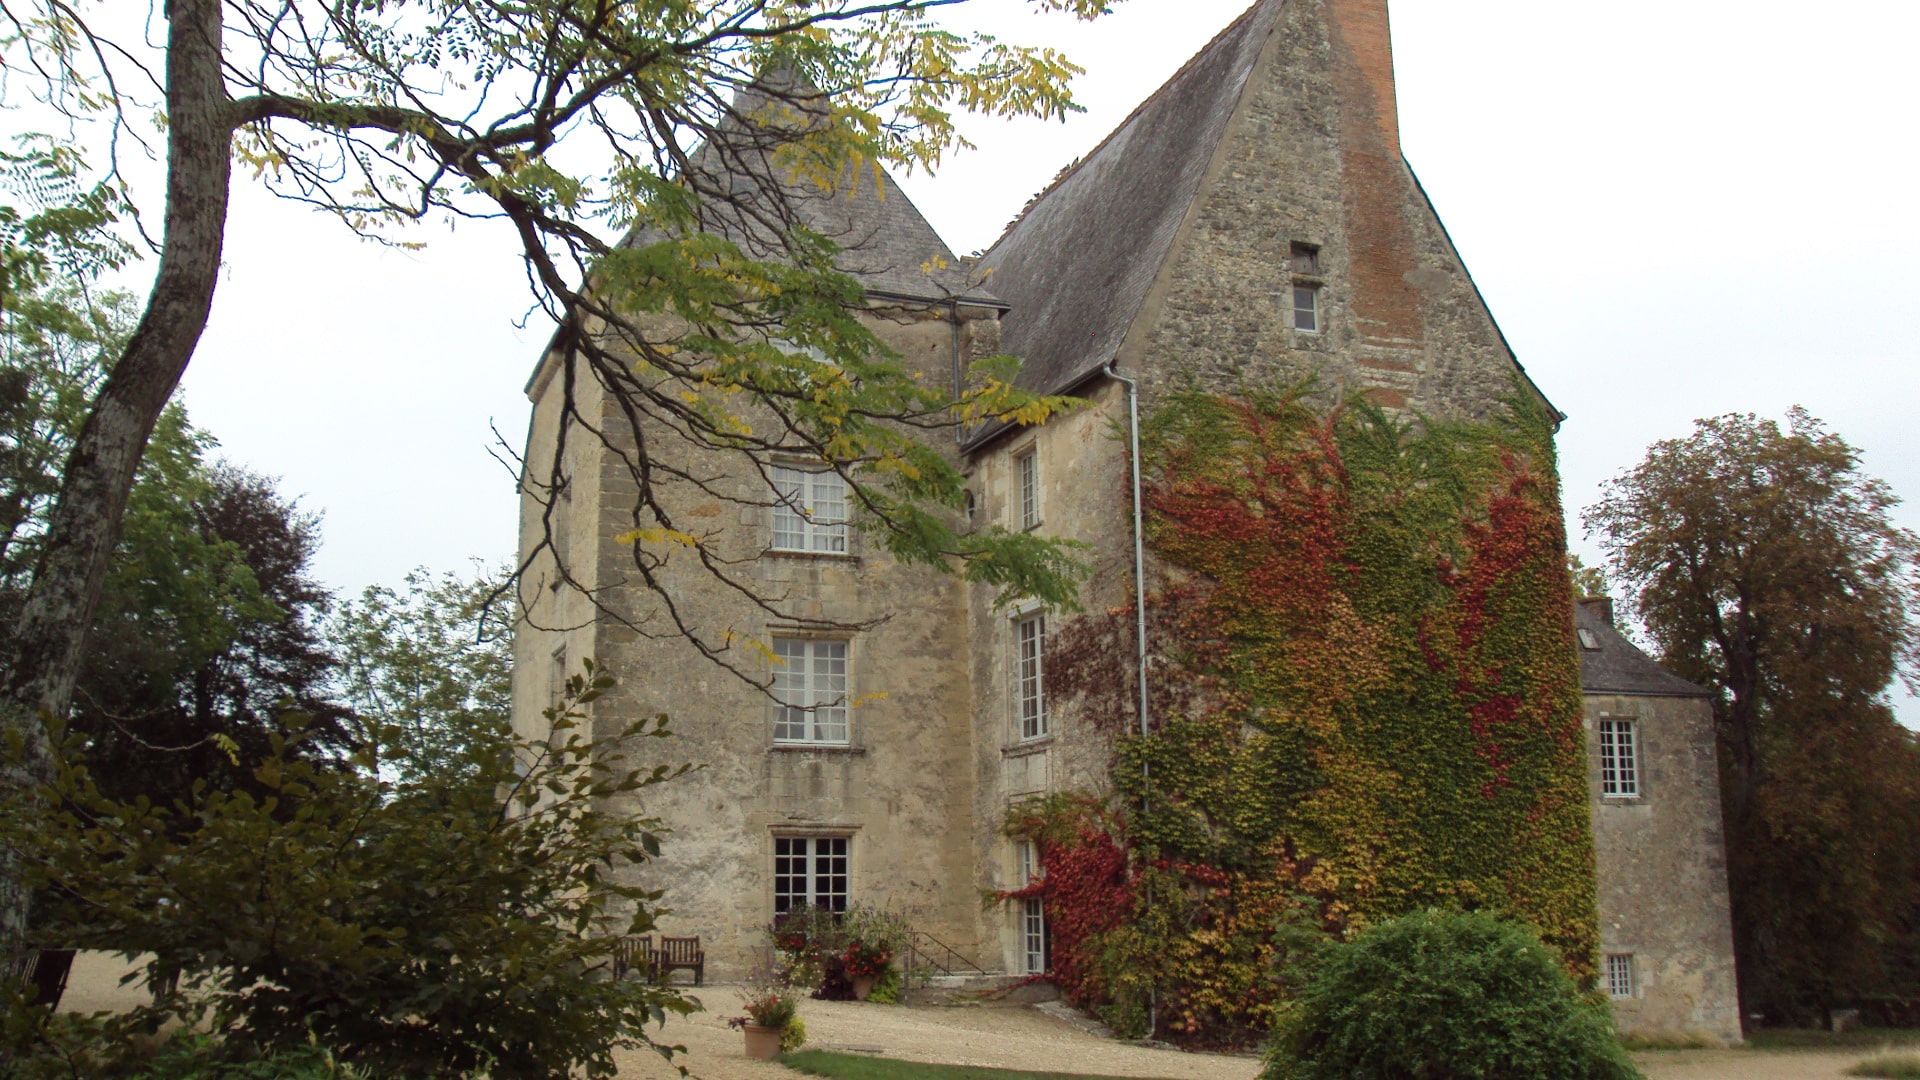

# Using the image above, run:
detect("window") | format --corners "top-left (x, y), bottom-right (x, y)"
top-left (551, 477), bottom-right (572, 574)
top-left (1022, 897), bottom-right (1047, 974)
top-left (550, 645), bottom-right (569, 705)
top-left (1599, 718), bottom-right (1639, 798)
top-left (1292, 284), bottom-right (1321, 333)
top-left (1016, 450), bottom-right (1040, 530)
top-left (773, 637), bottom-right (849, 744)
top-left (1605, 953), bottom-right (1635, 1000)
top-left (1577, 628), bottom-right (1601, 650)
top-left (1019, 841), bottom-right (1046, 974)
top-left (1016, 614), bottom-right (1047, 740)
top-left (771, 466), bottom-right (849, 553)
top-left (1289, 241), bottom-right (1321, 275)
top-left (774, 836), bottom-right (849, 913)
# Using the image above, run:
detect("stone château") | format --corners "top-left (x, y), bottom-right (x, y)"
top-left (511, 0), bottom-right (1741, 1043)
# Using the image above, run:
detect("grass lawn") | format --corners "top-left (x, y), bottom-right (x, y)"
top-left (779, 1049), bottom-right (1188, 1080)
top-left (1748, 1029), bottom-right (1920, 1051)
top-left (1848, 1053), bottom-right (1920, 1078)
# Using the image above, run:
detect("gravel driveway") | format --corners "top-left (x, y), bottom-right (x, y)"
top-left (612, 986), bottom-right (1259, 1080)
top-left (618, 985), bottom-right (1915, 1080)
top-left (54, 955), bottom-right (1913, 1080)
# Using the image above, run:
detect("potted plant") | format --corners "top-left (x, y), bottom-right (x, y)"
top-left (728, 981), bottom-right (800, 1060)
top-left (843, 940), bottom-right (893, 1001)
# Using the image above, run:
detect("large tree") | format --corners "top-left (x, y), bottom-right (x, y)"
top-left (72, 463), bottom-right (355, 807)
top-left (0, 0), bottom-right (1106, 956)
top-left (331, 564), bottom-right (514, 785)
top-left (1587, 408), bottom-right (1920, 1020)
top-left (2, 248), bottom-right (348, 809)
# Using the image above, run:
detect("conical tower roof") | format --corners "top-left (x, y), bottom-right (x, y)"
top-left (627, 73), bottom-right (1000, 307)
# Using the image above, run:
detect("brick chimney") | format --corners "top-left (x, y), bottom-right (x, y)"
top-left (1326, 0), bottom-right (1400, 157)
top-left (1578, 596), bottom-right (1615, 627)
top-left (1324, 0), bottom-right (1421, 347)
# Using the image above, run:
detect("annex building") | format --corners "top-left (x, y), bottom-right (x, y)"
top-left (512, 0), bottom-right (1742, 1043)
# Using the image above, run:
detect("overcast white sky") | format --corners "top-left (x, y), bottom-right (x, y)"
top-left (144, 0), bottom-right (1920, 720)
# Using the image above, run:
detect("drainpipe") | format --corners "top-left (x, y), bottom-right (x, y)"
top-left (1105, 361), bottom-right (1159, 1037)
top-left (1104, 363), bottom-right (1151, 740)
top-left (950, 300), bottom-right (964, 413)
top-left (1106, 361), bottom-right (1158, 1040)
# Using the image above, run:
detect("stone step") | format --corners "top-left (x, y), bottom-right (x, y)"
top-left (907, 972), bottom-right (1060, 1007)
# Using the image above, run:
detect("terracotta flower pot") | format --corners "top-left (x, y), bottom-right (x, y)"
top-left (852, 974), bottom-right (877, 1001)
top-left (742, 1023), bottom-right (782, 1060)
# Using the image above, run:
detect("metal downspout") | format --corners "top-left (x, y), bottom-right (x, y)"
top-left (1104, 364), bottom-right (1151, 740)
top-left (950, 300), bottom-right (964, 418)
top-left (1105, 362), bottom-right (1156, 1039)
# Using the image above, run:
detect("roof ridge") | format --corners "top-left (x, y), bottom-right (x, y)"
top-left (982, 0), bottom-right (1279, 258)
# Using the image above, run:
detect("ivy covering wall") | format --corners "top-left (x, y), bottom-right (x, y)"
top-left (1006, 384), bottom-right (1597, 1048)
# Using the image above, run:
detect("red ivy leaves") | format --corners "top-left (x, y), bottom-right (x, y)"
top-left (1011, 389), bottom-right (1596, 1047)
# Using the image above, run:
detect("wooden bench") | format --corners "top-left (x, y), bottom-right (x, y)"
top-left (611, 935), bottom-right (654, 982)
top-left (8, 948), bottom-right (75, 1011)
top-left (656, 936), bottom-right (704, 986)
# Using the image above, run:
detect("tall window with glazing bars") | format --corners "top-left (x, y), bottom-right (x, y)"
top-left (1599, 718), bottom-right (1639, 798)
top-left (1016, 614), bottom-right (1046, 740)
top-left (771, 465), bottom-right (848, 553)
top-left (773, 637), bottom-right (849, 744)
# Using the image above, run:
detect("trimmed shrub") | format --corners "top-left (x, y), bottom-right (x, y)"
top-left (1263, 910), bottom-right (1640, 1080)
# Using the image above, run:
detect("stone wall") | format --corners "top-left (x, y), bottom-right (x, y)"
top-left (515, 305), bottom-right (1003, 977)
top-left (1586, 690), bottom-right (1743, 1044)
top-left (962, 377), bottom-right (1136, 972)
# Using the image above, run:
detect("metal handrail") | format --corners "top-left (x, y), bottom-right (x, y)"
top-left (904, 929), bottom-right (988, 978)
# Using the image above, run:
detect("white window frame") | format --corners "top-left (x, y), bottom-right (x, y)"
top-left (1015, 613), bottom-right (1047, 741)
top-left (1022, 896), bottom-right (1047, 975)
top-left (772, 637), bottom-right (850, 745)
top-left (1605, 953), bottom-right (1635, 1000)
top-left (1599, 717), bottom-right (1640, 799)
top-left (1016, 449), bottom-right (1040, 530)
top-left (1019, 841), bottom-right (1046, 974)
top-left (1292, 284), bottom-right (1321, 333)
top-left (770, 465), bottom-right (850, 554)
top-left (774, 835), bottom-right (849, 914)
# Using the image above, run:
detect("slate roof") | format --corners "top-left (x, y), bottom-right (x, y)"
top-left (623, 77), bottom-right (1000, 308)
top-left (973, 0), bottom-right (1286, 405)
top-left (1574, 599), bottom-right (1711, 699)
top-left (527, 80), bottom-right (1000, 393)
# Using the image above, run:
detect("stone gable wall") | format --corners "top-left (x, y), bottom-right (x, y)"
top-left (1123, 0), bottom-right (1527, 420)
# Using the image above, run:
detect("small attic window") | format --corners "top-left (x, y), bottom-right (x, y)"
top-left (1577, 628), bottom-right (1602, 651)
top-left (1290, 241), bottom-right (1321, 275)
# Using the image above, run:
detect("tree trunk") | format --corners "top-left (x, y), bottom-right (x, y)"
top-left (0, 0), bottom-right (232, 967)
